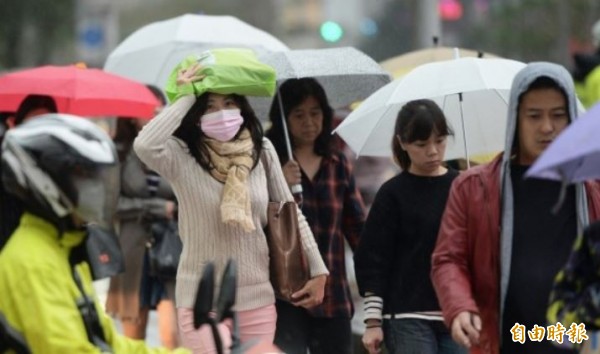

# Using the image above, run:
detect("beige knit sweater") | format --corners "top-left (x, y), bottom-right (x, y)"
top-left (133, 95), bottom-right (328, 311)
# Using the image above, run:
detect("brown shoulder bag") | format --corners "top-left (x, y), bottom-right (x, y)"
top-left (265, 201), bottom-right (310, 302)
top-left (261, 150), bottom-right (310, 302)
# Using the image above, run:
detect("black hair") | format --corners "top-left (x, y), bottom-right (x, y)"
top-left (113, 119), bottom-right (138, 163)
top-left (113, 85), bottom-right (167, 162)
top-left (392, 99), bottom-right (454, 170)
top-left (0, 112), bottom-right (10, 141)
top-left (512, 76), bottom-right (569, 154)
top-left (265, 78), bottom-right (334, 164)
top-left (145, 84), bottom-right (167, 106)
top-left (522, 76), bottom-right (568, 102)
top-left (15, 95), bottom-right (57, 125)
top-left (172, 93), bottom-right (264, 171)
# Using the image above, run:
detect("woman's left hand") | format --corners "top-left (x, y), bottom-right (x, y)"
top-left (165, 200), bottom-right (177, 220)
top-left (282, 160), bottom-right (302, 186)
top-left (290, 274), bottom-right (327, 309)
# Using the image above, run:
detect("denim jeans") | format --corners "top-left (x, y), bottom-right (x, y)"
top-left (383, 318), bottom-right (466, 354)
top-left (274, 299), bottom-right (352, 354)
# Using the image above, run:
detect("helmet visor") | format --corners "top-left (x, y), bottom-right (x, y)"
top-left (71, 163), bottom-right (120, 229)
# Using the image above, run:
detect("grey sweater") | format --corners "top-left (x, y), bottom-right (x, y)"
top-left (134, 95), bottom-right (328, 311)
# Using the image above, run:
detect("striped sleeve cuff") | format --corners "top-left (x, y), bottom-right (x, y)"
top-left (363, 295), bottom-right (383, 322)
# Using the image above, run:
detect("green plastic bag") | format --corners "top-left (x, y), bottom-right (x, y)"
top-left (165, 48), bottom-right (277, 103)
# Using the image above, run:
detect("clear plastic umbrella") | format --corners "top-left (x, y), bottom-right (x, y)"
top-left (104, 13), bottom-right (289, 87)
top-left (250, 47), bottom-right (391, 120)
top-left (248, 47), bottom-right (391, 195)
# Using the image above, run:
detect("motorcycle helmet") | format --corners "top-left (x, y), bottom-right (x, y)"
top-left (1, 113), bottom-right (119, 230)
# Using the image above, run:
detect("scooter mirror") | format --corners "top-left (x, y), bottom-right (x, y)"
top-left (216, 258), bottom-right (237, 322)
top-left (193, 262), bottom-right (215, 329)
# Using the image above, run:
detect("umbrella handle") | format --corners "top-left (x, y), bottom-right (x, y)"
top-left (276, 82), bottom-right (304, 200)
top-left (290, 184), bottom-right (303, 194)
top-left (276, 84), bottom-right (294, 162)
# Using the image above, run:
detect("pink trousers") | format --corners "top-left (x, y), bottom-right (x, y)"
top-left (177, 304), bottom-right (277, 354)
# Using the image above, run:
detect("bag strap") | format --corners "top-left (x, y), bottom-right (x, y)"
top-left (260, 143), bottom-right (303, 207)
top-left (259, 143), bottom-right (269, 174)
top-left (72, 268), bottom-right (113, 353)
top-left (260, 143), bottom-right (272, 201)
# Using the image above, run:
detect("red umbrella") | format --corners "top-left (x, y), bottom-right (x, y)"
top-left (0, 65), bottom-right (159, 118)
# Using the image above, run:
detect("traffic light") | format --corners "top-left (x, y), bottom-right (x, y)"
top-left (439, 0), bottom-right (463, 21)
top-left (320, 21), bottom-right (344, 43)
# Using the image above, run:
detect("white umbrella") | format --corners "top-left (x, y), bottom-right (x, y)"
top-left (249, 47), bottom-right (391, 120)
top-left (333, 57), bottom-right (527, 163)
top-left (104, 13), bottom-right (289, 87)
top-left (380, 46), bottom-right (501, 78)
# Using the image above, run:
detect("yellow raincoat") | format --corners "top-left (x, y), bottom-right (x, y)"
top-left (0, 213), bottom-right (190, 354)
top-left (583, 65), bottom-right (600, 108)
top-left (577, 65), bottom-right (600, 109)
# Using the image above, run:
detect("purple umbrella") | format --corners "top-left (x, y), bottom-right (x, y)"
top-left (526, 102), bottom-right (600, 183)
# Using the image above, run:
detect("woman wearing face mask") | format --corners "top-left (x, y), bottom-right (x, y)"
top-left (354, 99), bottom-right (464, 354)
top-left (134, 64), bottom-right (329, 353)
top-left (265, 78), bottom-right (366, 354)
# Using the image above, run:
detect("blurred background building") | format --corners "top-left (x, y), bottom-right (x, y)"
top-left (1, 0), bottom-right (599, 71)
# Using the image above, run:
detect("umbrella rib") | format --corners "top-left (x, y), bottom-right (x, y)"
top-left (457, 93), bottom-right (470, 167)
top-left (355, 104), bottom-right (397, 156)
top-left (492, 88), bottom-right (509, 104)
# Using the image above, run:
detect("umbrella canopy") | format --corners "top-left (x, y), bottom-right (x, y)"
top-left (0, 65), bottom-right (160, 118)
top-left (333, 57), bottom-right (526, 161)
top-left (526, 102), bottom-right (600, 183)
top-left (249, 47), bottom-right (392, 119)
top-left (104, 13), bottom-right (289, 87)
top-left (380, 46), bottom-right (501, 78)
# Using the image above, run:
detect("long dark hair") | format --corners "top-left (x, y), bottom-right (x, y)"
top-left (15, 95), bottom-right (57, 125)
top-left (265, 78), bottom-right (334, 164)
top-left (113, 119), bottom-right (138, 163)
top-left (392, 99), bottom-right (454, 170)
top-left (172, 92), bottom-right (264, 171)
top-left (114, 85), bottom-right (166, 162)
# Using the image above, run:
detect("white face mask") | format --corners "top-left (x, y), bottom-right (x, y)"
top-left (72, 177), bottom-right (105, 224)
top-left (199, 109), bottom-right (244, 142)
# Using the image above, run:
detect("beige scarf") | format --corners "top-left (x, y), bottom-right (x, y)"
top-left (205, 129), bottom-right (256, 232)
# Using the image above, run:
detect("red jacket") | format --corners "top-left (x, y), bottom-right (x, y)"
top-left (431, 155), bottom-right (600, 354)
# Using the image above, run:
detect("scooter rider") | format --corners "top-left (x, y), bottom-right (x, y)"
top-left (0, 114), bottom-right (189, 354)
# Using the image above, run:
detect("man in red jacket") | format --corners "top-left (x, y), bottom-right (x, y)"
top-left (431, 62), bottom-right (600, 354)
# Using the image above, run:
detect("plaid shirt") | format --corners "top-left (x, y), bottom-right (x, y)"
top-left (299, 151), bottom-right (366, 318)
